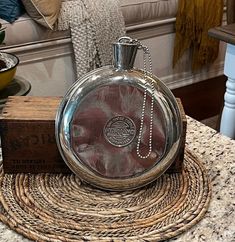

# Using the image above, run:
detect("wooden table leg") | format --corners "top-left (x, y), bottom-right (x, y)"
top-left (220, 43), bottom-right (235, 138)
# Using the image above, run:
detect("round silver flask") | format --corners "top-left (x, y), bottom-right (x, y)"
top-left (55, 37), bottom-right (183, 191)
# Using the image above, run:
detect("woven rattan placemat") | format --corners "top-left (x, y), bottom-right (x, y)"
top-left (0, 149), bottom-right (211, 242)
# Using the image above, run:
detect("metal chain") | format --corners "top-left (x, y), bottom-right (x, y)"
top-left (135, 42), bottom-right (155, 159)
top-left (118, 37), bottom-right (155, 159)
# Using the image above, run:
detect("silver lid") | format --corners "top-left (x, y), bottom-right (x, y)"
top-left (113, 37), bottom-right (138, 70)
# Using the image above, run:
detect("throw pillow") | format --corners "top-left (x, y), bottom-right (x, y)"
top-left (21, 0), bottom-right (62, 29)
top-left (0, 0), bottom-right (25, 23)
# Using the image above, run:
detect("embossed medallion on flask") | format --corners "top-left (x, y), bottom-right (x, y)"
top-left (104, 116), bottom-right (136, 147)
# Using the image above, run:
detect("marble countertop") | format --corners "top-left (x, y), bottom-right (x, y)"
top-left (0, 117), bottom-right (234, 242)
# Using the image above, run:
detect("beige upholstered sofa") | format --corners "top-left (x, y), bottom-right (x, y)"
top-left (0, 0), bottom-right (226, 96)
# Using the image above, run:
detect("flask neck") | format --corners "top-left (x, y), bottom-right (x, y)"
top-left (113, 38), bottom-right (138, 70)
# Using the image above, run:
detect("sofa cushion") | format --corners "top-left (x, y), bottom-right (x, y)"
top-left (0, 0), bottom-right (25, 23)
top-left (120, 0), bottom-right (178, 26)
top-left (0, 14), bottom-right (69, 47)
top-left (21, 0), bottom-right (62, 29)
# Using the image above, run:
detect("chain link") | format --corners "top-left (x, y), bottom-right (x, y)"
top-left (118, 37), bottom-right (155, 159)
top-left (133, 41), bottom-right (155, 159)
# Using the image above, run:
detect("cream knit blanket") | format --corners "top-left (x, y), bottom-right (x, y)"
top-left (57, 0), bottom-right (126, 79)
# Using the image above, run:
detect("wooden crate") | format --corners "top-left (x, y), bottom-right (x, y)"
top-left (0, 96), bottom-right (70, 173)
top-left (167, 99), bottom-right (187, 173)
top-left (0, 96), bottom-right (186, 174)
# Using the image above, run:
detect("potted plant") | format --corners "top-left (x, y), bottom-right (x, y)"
top-left (0, 23), bottom-right (19, 90)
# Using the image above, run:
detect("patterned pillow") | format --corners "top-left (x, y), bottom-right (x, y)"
top-left (0, 0), bottom-right (25, 23)
top-left (21, 0), bottom-right (62, 29)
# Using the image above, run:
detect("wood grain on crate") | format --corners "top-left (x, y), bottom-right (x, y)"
top-left (1, 96), bottom-right (61, 120)
top-left (0, 96), bottom-right (69, 173)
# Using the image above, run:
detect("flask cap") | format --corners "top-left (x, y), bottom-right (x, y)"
top-left (113, 37), bottom-right (138, 70)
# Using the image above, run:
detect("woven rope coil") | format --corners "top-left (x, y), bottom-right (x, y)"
top-left (0, 149), bottom-right (211, 241)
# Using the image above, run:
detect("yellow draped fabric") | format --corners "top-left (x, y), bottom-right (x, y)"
top-left (173, 0), bottom-right (224, 70)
